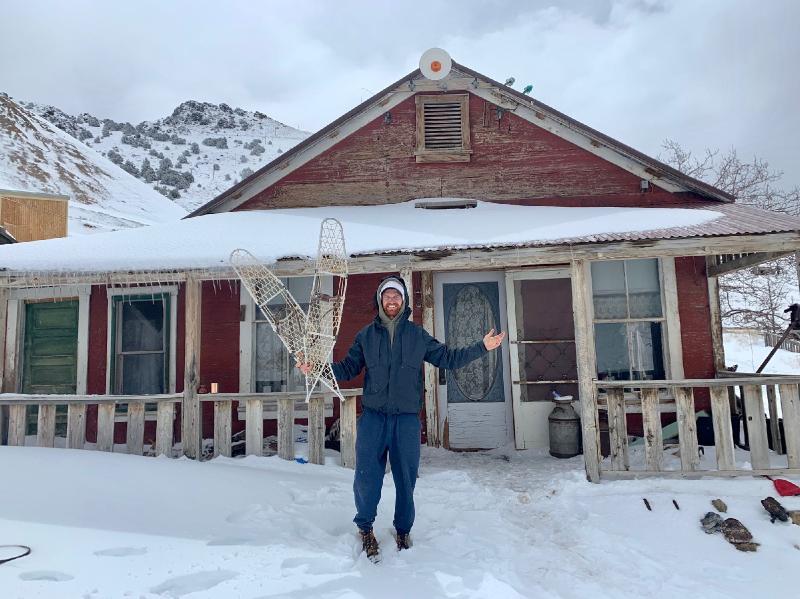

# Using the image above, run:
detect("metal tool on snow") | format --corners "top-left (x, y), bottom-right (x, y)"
top-left (756, 303), bottom-right (800, 373)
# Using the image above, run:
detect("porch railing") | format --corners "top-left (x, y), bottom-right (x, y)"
top-left (590, 375), bottom-right (800, 480)
top-left (0, 389), bottom-right (361, 468)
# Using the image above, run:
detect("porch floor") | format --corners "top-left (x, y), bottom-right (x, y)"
top-left (0, 444), bottom-right (796, 598)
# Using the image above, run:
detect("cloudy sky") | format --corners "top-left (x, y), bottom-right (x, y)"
top-left (3, 0), bottom-right (798, 186)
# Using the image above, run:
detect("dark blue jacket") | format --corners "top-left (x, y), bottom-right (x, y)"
top-left (332, 306), bottom-right (487, 414)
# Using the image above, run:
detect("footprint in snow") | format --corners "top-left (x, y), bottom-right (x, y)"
top-left (150, 570), bottom-right (238, 597)
top-left (93, 546), bottom-right (148, 557)
top-left (19, 570), bottom-right (75, 582)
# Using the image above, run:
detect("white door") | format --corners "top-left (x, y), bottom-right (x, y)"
top-left (434, 272), bottom-right (512, 449)
top-left (505, 268), bottom-right (578, 449)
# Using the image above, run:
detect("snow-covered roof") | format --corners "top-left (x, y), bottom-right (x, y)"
top-left (0, 199), bottom-right (733, 276)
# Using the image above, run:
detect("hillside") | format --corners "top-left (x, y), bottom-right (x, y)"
top-left (23, 98), bottom-right (310, 212)
top-left (0, 94), bottom-right (186, 235)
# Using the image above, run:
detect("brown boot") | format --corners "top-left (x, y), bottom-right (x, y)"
top-left (359, 528), bottom-right (380, 562)
top-left (396, 532), bottom-right (411, 551)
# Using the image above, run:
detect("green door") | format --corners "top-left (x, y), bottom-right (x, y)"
top-left (22, 301), bottom-right (79, 435)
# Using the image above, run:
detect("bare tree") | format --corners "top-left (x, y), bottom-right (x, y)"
top-left (661, 140), bottom-right (800, 331)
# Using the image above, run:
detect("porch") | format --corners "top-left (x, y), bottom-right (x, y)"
top-left (0, 200), bottom-right (799, 482)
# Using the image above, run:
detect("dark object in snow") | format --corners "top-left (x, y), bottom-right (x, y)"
top-left (295, 457), bottom-right (308, 464)
top-left (396, 532), bottom-right (412, 551)
top-left (721, 518), bottom-right (759, 552)
top-left (359, 529), bottom-right (380, 563)
top-left (0, 545), bottom-right (31, 565)
top-left (711, 499), bottom-right (728, 513)
top-left (701, 512), bottom-right (723, 534)
top-left (672, 499), bottom-right (680, 510)
top-left (761, 496), bottom-right (789, 523)
top-left (642, 498), bottom-right (652, 511)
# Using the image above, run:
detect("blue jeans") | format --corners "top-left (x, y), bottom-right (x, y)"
top-left (353, 408), bottom-right (421, 535)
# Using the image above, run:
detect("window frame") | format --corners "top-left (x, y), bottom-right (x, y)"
top-left (414, 93), bottom-right (472, 163)
top-left (106, 286), bottom-right (178, 400)
top-left (590, 258), bottom-right (677, 382)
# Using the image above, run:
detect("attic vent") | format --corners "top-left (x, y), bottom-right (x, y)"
top-left (414, 199), bottom-right (477, 210)
top-left (424, 102), bottom-right (462, 149)
top-left (415, 94), bottom-right (471, 163)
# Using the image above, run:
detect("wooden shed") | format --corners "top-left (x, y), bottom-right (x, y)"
top-left (0, 188), bottom-right (69, 242)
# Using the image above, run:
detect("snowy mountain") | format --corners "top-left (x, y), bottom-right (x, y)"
top-left (0, 94), bottom-right (187, 235)
top-left (21, 97), bottom-right (311, 212)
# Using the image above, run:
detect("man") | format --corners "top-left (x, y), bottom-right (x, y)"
top-left (298, 275), bottom-right (505, 561)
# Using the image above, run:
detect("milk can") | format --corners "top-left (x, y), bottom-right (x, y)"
top-left (548, 393), bottom-right (581, 458)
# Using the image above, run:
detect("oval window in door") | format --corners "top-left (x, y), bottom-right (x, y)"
top-left (446, 284), bottom-right (498, 402)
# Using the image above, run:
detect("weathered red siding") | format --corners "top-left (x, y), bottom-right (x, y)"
top-left (238, 93), bottom-right (702, 211)
top-left (85, 285), bottom-right (108, 443)
top-left (198, 281), bottom-right (241, 437)
top-left (676, 256), bottom-right (715, 411)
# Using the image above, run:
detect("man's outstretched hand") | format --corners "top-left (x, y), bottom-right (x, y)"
top-left (483, 328), bottom-right (506, 351)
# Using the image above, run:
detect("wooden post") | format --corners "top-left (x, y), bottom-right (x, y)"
top-left (126, 402), bottom-right (145, 455)
top-left (742, 385), bottom-right (770, 470)
top-left (570, 260), bottom-right (600, 482)
top-left (420, 271), bottom-right (439, 447)
top-left (277, 397), bottom-right (295, 460)
top-left (0, 287), bottom-right (7, 444)
top-left (765, 385), bottom-right (783, 454)
top-left (673, 386), bottom-right (700, 471)
top-left (66, 404), bottom-right (86, 449)
top-left (709, 387), bottom-right (736, 471)
top-left (96, 403), bottom-right (115, 452)
top-left (36, 404), bottom-right (56, 448)
top-left (339, 396), bottom-right (357, 469)
top-left (778, 383), bottom-right (800, 468)
top-left (7, 405), bottom-right (25, 446)
top-left (706, 275), bottom-right (726, 371)
top-left (607, 388), bottom-right (629, 471)
top-left (213, 400), bottom-right (232, 458)
top-left (155, 402), bottom-right (174, 457)
top-left (182, 277), bottom-right (202, 459)
top-left (3, 299), bottom-right (19, 395)
top-left (245, 398), bottom-right (263, 456)
top-left (308, 395), bottom-right (326, 465)
top-left (641, 388), bottom-right (664, 472)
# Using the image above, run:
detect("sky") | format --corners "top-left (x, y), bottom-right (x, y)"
top-left (2, 0), bottom-right (799, 187)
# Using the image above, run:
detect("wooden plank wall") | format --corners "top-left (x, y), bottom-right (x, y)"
top-left (0, 195), bottom-right (68, 242)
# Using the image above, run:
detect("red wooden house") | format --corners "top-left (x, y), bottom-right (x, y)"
top-left (2, 56), bottom-right (800, 482)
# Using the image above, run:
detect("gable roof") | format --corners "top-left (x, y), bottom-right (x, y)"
top-left (188, 61), bottom-right (733, 218)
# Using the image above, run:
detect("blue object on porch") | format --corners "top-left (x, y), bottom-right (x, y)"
top-left (295, 457), bottom-right (308, 464)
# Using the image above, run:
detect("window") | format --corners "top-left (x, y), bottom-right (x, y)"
top-left (110, 294), bottom-right (171, 395)
top-left (415, 94), bottom-right (471, 163)
top-left (253, 277), bottom-right (314, 393)
top-left (591, 259), bottom-right (666, 381)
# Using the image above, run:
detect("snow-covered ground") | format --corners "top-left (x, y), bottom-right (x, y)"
top-left (1, 444), bottom-right (797, 599)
